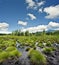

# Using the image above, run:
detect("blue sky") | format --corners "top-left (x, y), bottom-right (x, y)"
top-left (0, 0), bottom-right (59, 33)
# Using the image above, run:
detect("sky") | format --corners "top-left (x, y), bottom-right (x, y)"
top-left (0, 0), bottom-right (59, 33)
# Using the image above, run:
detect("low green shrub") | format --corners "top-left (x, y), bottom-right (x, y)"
top-left (38, 43), bottom-right (44, 48)
top-left (9, 49), bottom-right (21, 57)
top-left (46, 41), bottom-right (52, 47)
top-left (28, 49), bottom-right (47, 65)
top-left (6, 46), bottom-right (16, 52)
top-left (43, 47), bottom-right (55, 54)
top-left (0, 51), bottom-right (9, 62)
top-left (6, 46), bottom-right (22, 57)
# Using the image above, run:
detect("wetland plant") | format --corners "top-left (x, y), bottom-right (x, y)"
top-left (28, 48), bottom-right (47, 65)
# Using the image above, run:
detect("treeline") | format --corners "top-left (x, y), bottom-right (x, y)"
top-left (46, 30), bottom-right (59, 35)
top-left (12, 30), bottom-right (59, 36)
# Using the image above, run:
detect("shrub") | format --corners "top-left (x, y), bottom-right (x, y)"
top-left (6, 46), bottom-right (16, 52)
top-left (0, 51), bottom-right (9, 62)
top-left (28, 49), bottom-right (47, 65)
top-left (46, 41), bottom-right (52, 47)
top-left (9, 49), bottom-right (21, 57)
top-left (0, 44), bottom-right (6, 50)
top-left (38, 43), bottom-right (44, 48)
top-left (6, 46), bottom-right (22, 57)
top-left (43, 47), bottom-right (55, 54)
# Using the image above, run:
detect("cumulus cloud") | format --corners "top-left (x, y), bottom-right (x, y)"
top-left (21, 21), bottom-right (59, 33)
top-left (39, 8), bottom-right (43, 13)
top-left (0, 22), bottom-right (10, 34)
top-left (21, 25), bottom-right (47, 33)
top-left (26, 0), bottom-right (36, 9)
top-left (26, 0), bottom-right (45, 9)
top-left (0, 31), bottom-right (11, 34)
top-left (48, 21), bottom-right (59, 28)
top-left (47, 21), bottom-right (59, 30)
top-left (27, 13), bottom-right (36, 20)
top-left (18, 20), bottom-right (27, 26)
top-left (44, 5), bottom-right (59, 19)
top-left (0, 22), bottom-right (9, 31)
top-left (37, 1), bottom-right (45, 7)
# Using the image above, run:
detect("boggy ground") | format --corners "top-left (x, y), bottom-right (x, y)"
top-left (0, 43), bottom-right (59, 65)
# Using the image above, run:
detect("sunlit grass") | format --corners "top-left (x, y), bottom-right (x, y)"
top-left (28, 48), bottom-right (47, 65)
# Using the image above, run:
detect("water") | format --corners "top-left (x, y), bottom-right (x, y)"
top-left (16, 42), bottom-right (59, 65)
top-left (16, 42), bottom-right (30, 65)
top-left (16, 41), bottom-right (44, 65)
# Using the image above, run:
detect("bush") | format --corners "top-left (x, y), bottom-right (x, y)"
top-left (0, 51), bottom-right (9, 62)
top-left (43, 47), bottom-right (55, 54)
top-left (9, 49), bottom-right (21, 57)
top-left (0, 44), bottom-right (6, 50)
top-left (6, 46), bottom-right (16, 52)
top-left (38, 43), bottom-right (44, 48)
top-left (28, 49), bottom-right (47, 65)
top-left (46, 41), bottom-right (52, 47)
top-left (6, 46), bottom-right (22, 57)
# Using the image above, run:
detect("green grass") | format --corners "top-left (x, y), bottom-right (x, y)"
top-left (6, 46), bottom-right (22, 57)
top-left (43, 47), bottom-right (55, 54)
top-left (0, 51), bottom-right (9, 62)
top-left (6, 46), bottom-right (16, 51)
top-left (28, 48), bottom-right (47, 65)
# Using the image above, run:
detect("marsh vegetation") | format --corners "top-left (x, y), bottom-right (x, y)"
top-left (0, 30), bottom-right (59, 65)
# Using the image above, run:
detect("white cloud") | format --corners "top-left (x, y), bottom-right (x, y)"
top-left (27, 13), bottom-right (36, 20)
top-left (26, 0), bottom-right (45, 9)
top-left (26, 0), bottom-right (36, 9)
top-left (18, 20), bottom-right (27, 26)
top-left (21, 21), bottom-right (59, 33)
top-left (39, 8), bottom-right (43, 13)
top-left (0, 22), bottom-right (11, 34)
top-left (37, 1), bottom-right (45, 7)
top-left (44, 5), bottom-right (59, 19)
top-left (0, 22), bottom-right (9, 31)
top-left (0, 31), bottom-right (11, 34)
top-left (47, 21), bottom-right (59, 30)
top-left (48, 21), bottom-right (59, 28)
top-left (21, 25), bottom-right (47, 33)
